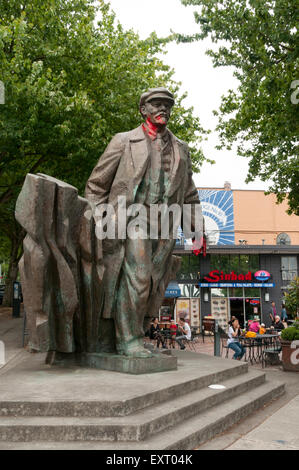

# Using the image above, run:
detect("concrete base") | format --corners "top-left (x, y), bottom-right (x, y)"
top-left (82, 352), bottom-right (177, 374)
top-left (46, 350), bottom-right (177, 374)
top-left (0, 350), bottom-right (285, 449)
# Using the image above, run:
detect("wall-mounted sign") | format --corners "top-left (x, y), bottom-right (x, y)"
top-left (254, 270), bottom-right (271, 281)
top-left (165, 282), bottom-right (181, 298)
top-left (248, 299), bottom-right (260, 305)
top-left (204, 270), bottom-right (253, 282)
top-left (203, 269), bottom-right (272, 283)
top-left (199, 282), bottom-right (275, 288)
top-left (198, 190), bottom-right (235, 245)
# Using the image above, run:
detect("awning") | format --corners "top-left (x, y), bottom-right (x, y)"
top-left (165, 282), bottom-right (181, 298)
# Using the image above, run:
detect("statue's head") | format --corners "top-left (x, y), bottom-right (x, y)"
top-left (139, 87), bottom-right (175, 127)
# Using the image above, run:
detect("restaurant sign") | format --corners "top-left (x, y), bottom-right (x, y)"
top-left (203, 270), bottom-right (272, 283)
top-left (199, 269), bottom-right (275, 288)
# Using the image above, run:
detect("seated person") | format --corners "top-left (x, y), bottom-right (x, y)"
top-left (248, 316), bottom-right (261, 333)
top-left (272, 315), bottom-right (285, 331)
top-left (259, 323), bottom-right (266, 335)
top-left (169, 319), bottom-right (177, 349)
top-left (227, 318), bottom-right (246, 360)
top-left (176, 318), bottom-right (191, 350)
top-left (149, 317), bottom-right (167, 348)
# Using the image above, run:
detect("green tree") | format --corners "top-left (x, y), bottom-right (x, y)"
top-left (284, 277), bottom-right (299, 319)
top-left (0, 0), bottom-right (207, 305)
top-left (179, 0), bottom-right (299, 214)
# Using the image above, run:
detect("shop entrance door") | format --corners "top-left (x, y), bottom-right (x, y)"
top-left (229, 299), bottom-right (245, 328)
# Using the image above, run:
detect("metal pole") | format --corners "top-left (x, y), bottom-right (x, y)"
top-left (214, 319), bottom-right (221, 357)
top-left (12, 281), bottom-right (21, 318)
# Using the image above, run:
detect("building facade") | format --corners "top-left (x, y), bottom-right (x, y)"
top-left (161, 184), bottom-right (299, 330)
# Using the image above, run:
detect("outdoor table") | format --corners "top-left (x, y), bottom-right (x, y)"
top-left (239, 333), bottom-right (280, 364)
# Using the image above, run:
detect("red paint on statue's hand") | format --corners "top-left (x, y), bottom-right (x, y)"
top-left (192, 236), bottom-right (207, 257)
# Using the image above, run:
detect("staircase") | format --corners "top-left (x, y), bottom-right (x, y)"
top-left (0, 351), bottom-right (285, 449)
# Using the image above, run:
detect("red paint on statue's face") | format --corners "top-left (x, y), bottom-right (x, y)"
top-left (142, 99), bottom-right (172, 129)
top-left (156, 115), bottom-right (166, 125)
top-left (142, 118), bottom-right (159, 139)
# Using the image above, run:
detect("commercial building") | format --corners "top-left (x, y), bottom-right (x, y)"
top-left (161, 183), bottom-right (299, 330)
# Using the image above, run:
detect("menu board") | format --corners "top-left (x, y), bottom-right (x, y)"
top-left (190, 298), bottom-right (200, 332)
top-left (176, 299), bottom-right (190, 324)
top-left (211, 298), bottom-right (229, 330)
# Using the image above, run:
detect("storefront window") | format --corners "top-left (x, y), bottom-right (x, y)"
top-left (229, 287), bottom-right (243, 298)
top-left (177, 255), bottom-right (189, 280)
top-left (245, 299), bottom-right (261, 321)
top-left (281, 256), bottom-right (298, 281)
top-left (210, 254), bottom-right (259, 274)
top-left (249, 255), bottom-right (259, 273)
top-left (244, 287), bottom-right (261, 297)
top-left (211, 288), bottom-right (228, 297)
top-left (189, 254), bottom-right (200, 269)
top-left (230, 255), bottom-right (240, 272)
top-left (189, 285), bottom-right (200, 297)
top-left (179, 284), bottom-right (189, 297)
top-left (210, 254), bottom-right (231, 272)
top-left (210, 254), bottom-right (222, 271)
top-left (180, 283), bottom-right (199, 297)
top-left (239, 255), bottom-right (249, 273)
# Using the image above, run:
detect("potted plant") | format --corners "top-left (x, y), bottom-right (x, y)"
top-left (280, 322), bottom-right (299, 372)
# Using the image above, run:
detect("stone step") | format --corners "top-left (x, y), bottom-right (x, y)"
top-left (0, 358), bottom-right (248, 417)
top-left (0, 380), bottom-right (285, 449)
top-left (0, 370), bottom-right (267, 442)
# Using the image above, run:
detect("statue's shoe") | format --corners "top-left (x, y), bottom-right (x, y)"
top-left (119, 344), bottom-right (153, 358)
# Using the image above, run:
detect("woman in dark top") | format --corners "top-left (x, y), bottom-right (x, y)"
top-left (150, 317), bottom-right (167, 348)
top-left (272, 315), bottom-right (285, 331)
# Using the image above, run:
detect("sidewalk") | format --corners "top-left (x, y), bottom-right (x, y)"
top-left (226, 394), bottom-right (299, 450)
top-left (0, 306), bottom-right (25, 370)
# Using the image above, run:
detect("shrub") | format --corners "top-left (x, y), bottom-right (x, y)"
top-left (281, 327), bottom-right (299, 342)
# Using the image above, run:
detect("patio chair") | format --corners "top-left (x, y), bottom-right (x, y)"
top-left (219, 329), bottom-right (229, 359)
top-left (262, 340), bottom-right (282, 368)
top-left (178, 330), bottom-right (199, 352)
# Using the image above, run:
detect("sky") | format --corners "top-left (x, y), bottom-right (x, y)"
top-left (104, 0), bottom-right (271, 191)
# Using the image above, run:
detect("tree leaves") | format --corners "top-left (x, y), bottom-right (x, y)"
top-left (179, 0), bottom-right (299, 214)
top-left (0, 0), bottom-right (207, 263)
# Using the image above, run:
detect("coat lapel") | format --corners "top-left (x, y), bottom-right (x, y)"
top-left (166, 132), bottom-right (186, 197)
top-left (128, 126), bottom-right (187, 200)
top-left (129, 126), bottom-right (149, 198)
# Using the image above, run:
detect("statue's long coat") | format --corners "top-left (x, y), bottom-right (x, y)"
top-left (85, 125), bottom-right (202, 321)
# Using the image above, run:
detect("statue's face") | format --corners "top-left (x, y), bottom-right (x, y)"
top-left (141, 98), bottom-right (173, 126)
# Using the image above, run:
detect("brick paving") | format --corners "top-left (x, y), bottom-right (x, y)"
top-left (145, 334), bottom-right (282, 371)
top-left (0, 306), bottom-right (279, 371)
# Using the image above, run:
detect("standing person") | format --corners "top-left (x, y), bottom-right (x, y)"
top-left (149, 317), bottom-right (167, 349)
top-left (269, 301), bottom-right (277, 324)
top-left (85, 87), bottom-right (203, 358)
top-left (227, 318), bottom-right (246, 360)
top-left (176, 318), bottom-right (191, 350)
top-left (281, 304), bottom-right (288, 322)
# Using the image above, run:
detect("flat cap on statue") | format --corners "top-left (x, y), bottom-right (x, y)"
top-left (139, 87), bottom-right (175, 108)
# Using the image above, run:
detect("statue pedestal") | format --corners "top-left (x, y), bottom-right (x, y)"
top-left (46, 351), bottom-right (177, 374)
